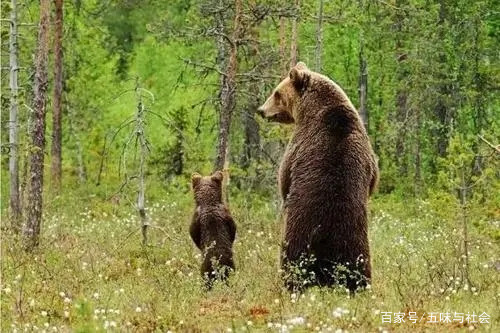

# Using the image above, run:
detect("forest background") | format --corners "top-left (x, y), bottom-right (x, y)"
top-left (1, 0), bottom-right (499, 331)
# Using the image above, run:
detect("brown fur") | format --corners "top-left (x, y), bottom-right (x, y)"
top-left (190, 171), bottom-right (236, 289)
top-left (258, 62), bottom-right (379, 292)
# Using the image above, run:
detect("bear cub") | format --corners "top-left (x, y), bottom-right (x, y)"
top-left (190, 171), bottom-right (236, 288)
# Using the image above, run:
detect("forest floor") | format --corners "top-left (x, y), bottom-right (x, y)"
top-left (1, 186), bottom-right (498, 332)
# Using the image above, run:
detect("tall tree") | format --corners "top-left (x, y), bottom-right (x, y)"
top-left (241, 26), bottom-right (261, 169)
top-left (394, 0), bottom-right (409, 176)
top-left (434, 0), bottom-right (454, 158)
top-left (279, 13), bottom-right (287, 78)
top-left (357, 0), bottom-right (370, 131)
top-left (51, 0), bottom-right (64, 191)
top-left (214, 0), bottom-right (242, 171)
top-left (314, 0), bottom-right (324, 72)
top-left (24, 0), bottom-right (50, 249)
top-left (289, 0), bottom-right (300, 67)
top-left (358, 37), bottom-right (368, 130)
top-left (8, 0), bottom-right (22, 230)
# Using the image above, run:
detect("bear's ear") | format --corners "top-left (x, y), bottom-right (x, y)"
top-left (191, 173), bottom-right (202, 187)
top-left (295, 62), bottom-right (308, 70)
top-left (211, 170), bottom-right (223, 183)
top-left (289, 67), bottom-right (310, 92)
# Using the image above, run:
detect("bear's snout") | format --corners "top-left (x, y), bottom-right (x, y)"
top-left (256, 106), bottom-right (265, 118)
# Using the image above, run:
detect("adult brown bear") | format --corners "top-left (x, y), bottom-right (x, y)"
top-left (258, 62), bottom-right (378, 292)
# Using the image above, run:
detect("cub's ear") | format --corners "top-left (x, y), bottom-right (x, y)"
top-left (211, 170), bottom-right (223, 182)
top-left (289, 67), bottom-right (310, 91)
top-left (191, 173), bottom-right (202, 187)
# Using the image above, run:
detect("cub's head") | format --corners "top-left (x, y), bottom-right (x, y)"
top-left (191, 171), bottom-right (223, 206)
top-left (257, 62), bottom-right (311, 123)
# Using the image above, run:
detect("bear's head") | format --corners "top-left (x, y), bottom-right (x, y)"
top-left (258, 62), bottom-right (355, 125)
top-left (257, 62), bottom-right (311, 124)
top-left (191, 171), bottom-right (223, 206)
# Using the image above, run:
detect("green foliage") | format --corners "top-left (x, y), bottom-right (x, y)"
top-left (0, 0), bottom-right (499, 330)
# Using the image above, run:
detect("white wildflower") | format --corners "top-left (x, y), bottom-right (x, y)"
top-left (287, 316), bottom-right (305, 325)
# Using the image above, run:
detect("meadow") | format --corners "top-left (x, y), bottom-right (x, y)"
top-left (1, 183), bottom-right (498, 332)
top-left (1, 1), bottom-right (498, 332)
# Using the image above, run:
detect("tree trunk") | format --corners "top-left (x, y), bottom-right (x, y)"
top-left (314, 0), bottom-right (324, 72)
top-left (51, 0), bottom-right (64, 192)
top-left (394, 0), bottom-right (408, 177)
top-left (241, 29), bottom-right (261, 169)
top-left (414, 105), bottom-right (422, 195)
top-left (24, 0), bottom-right (50, 250)
top-left (470, 16), bottom-right (486, 176)
top-left (434, 0), bottom-right (453, 158)
top-left (289, 0), bottom-right (300, 67)
top-left (135, 89), bottom-right (149, 246)
top-left (9, 0), bottom-right (22, 231)
top-left (214, 0), bottom-right (241, 172)
top-left (172, 108), bottom-right (185, 176)
top-left (279, 15), bottom-right (287, 78)
top-left (358, 38), bottom-right (368, 131)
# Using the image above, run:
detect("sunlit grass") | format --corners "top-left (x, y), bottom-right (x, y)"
top-left (1, 188), bottom-right (498, 332)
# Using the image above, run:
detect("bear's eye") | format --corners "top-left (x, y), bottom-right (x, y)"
top-left (274, 91), bottom-right (281, 101)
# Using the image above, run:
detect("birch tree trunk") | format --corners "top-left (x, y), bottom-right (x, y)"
top-left (314, 0), bottom-right (324, 72)
top-left (358, 38), bottom-right (368, 131)
top-left (214, 0), bottom-right (241, 172)
top-left (9, 0), bottom-right (22, 230)
top-left (24, 0), bottom-right (50, 250)
top-left (51, 0), bottom-right (64, 192)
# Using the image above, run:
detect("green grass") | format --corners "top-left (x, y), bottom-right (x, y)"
top-left (1, 186), bottom-right (498, 332)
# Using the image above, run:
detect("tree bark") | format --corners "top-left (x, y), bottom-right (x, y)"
top-left (51, 0), bottom-right (64, 192)
top-left (470, 16), bottom-right (486, 176)
top-left (172, 108), bottom-right (185, 176)
top-left (434, 0), bottom-right (453, 158)
top-left (289, 0), bottom-right (300, 68)
top-left (414, 105), bottom-right (422, 195)
top-left (358, 38), bottom-right (368, 131)
top-left (214, 0), bottom-right (241, 172)
top-left (241, 28), bottom-right (261, 169)
top-left (24, 0), bottom-right (50, 250)
top-left (279, 15), bottom-right (287, 78)
top-left (9, 0), bottom-right (22, 231)
top-left (394, 0), bottom-right (408, 177)
top-left (314, 0), bottom-right (324, 72)
top-left (135, 87), bottom-right (149, 246)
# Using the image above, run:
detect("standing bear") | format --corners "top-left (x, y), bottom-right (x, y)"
top-left (190, 171), bottom-right (236, 289)
top-left (258, 62), bottom-right (378, 292)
